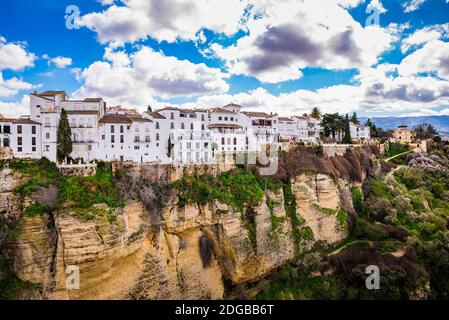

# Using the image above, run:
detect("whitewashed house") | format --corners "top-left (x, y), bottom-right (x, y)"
top-left (242, 111), bottom-right (280, 152)
top-left (29, 91), bottom-right (105, 161)
top-left (0, 117), bottom-right (42, 159)
top-left (350, 123), bottom-right (371, 143)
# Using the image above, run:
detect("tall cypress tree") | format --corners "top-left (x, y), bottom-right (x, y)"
top-left (342, 113), bottom-right (352, 144)
top-left (57, 108), bottom-right (72, 161)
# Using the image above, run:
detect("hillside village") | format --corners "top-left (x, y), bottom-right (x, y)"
top-left (0, 91), bottom-right (374, 164)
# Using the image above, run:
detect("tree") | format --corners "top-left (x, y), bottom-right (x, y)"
top-left (147, 105), bottom-right (152, 112)
top-left (167, 136), bottom-right (173, 158)
top-left (350, 112), bottom-right (359, 124)
top-left (321, 113), bottom-right (341, 140)
top-left (310, 107), bottom-right (321, 120)
top-left (341, 113), bottom-right (352, 144)
top-left (365, 118), bottom-right (378, 137)
top-left (56, 108), bottom-right (72, 161)
top-left (415, 123), bottom-right (438, 140)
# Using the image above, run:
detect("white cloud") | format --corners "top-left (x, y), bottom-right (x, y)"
top-left (73, 46), bottom-right (229, 108)
top-left (173, 62), bottom-right (449, 117)
top-left (0, 95), bottom-right (30, 118)
top-left (0, 36), bottom-right (35, 71)
top-left (401, 23), bottom-right (449, 53)
top-left (402, 0), bottom-right (426, 13)
top-left (43, 55), bottom-right (73, 68)
top-left (0, 73), bottom-right (34, 98)
top-left (398, 40), bottom-right (449, 81)
top-left (210, 0), bottom-right (397, 83)
top-left (79, 0), bottom-right (248, 46)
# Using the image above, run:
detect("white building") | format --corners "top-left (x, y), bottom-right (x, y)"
top-left (350, 123), bottom-right (371, 143)
top-left (0, 117), bottom-right (42, 159)
top-left (29, 91), bottom-right (105, 161)
top-left (1, 91), bottom-right (330, 164)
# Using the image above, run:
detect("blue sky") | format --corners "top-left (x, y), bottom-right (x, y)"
top-left (0, 0), bottom-right (448, 118)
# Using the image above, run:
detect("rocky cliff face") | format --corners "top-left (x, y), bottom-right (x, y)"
top-left (0, 156), bottom-right (362, 300)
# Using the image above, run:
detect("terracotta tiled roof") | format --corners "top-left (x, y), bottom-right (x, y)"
top-left (99, 114), bottom-right (133, 124)
top-left (223, 103), bottom-right (241, 108)
top-left (242, 111), bottom-right (276, 118)
top-left (278, 117), bottom-right (293, 122)
top-left (147, 112), bottom-right (166, 119)
top-left (13, 119), bottom-right (41, 125)
top-left (37, 90), bottom-right (67, 96)
top-left (210, 108), bottom-right (236, 114)
top-left (127, 115), bottom-right (153, 123)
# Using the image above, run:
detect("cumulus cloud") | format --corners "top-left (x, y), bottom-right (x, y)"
top-left (0, 36), bottom-right (35, 71)
top-left (398, 40), bottom-right (449, 81)
top-left (401, 23), bottom-right (449, 53)
top-left (42, 54), bottom-right (73, 68)
top-left (0, 95), bottom-right (30, 118)
top-left (210, 0), bottom-right (397, 83)
top-left (73, 46), bottom-right (229, 107)
top-left (173, 62), bottom-right (449, 117)
top-left (0, 73), bottom-right (34, 98)
top-left (79, 0), bottom-right (248, 46)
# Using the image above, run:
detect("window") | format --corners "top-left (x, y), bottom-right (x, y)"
top-left (156, 133), bottom-right (160, 141)
top-left (120, 126), bottom-right (124, 133)
top-left (120, 135), bottom-right (124, 143)
top-left (219, 116), bottom-right (222, 121)
top-left (4, 125), bottom-right (10, 134)
top-left (190, 123), bottom-right (194, 130)
top-left (111, 125), bottom-right (115, 133)
top-left (134, 136), bottom-right (140, 142)
top-left (196, 142), bottom-right (200, 149)
top-left (44, 145), bottom-right (49, 151)
top-left (221, 137), bottom-right (225, 145)
top-left (32, 137), bottom-right (36, 146)
top-left (225, 117), bottom-right (228, 121)
top-left (17, 136), bottom-right (22, 146)
top-left (170, 122), bottom-right (174, 129)
top-left (3, 138), bottom-right (10, 147)
top-left (17, 147), bottom-right (22, 152)
top-left (156, 122), bottom-right (160, 129)
top-left (201, 114), bottom-right (205, 121)
top-left (17, 125), bottom-right (22, 134)
top-left (111, 135), bottom-right (115, 143)
top-left (46, 132), bottom-right (50, 139)
top-left (230, 117), bottom-right (234, 121)
top-left (233, 138), bottom-right (237, 145)
top-left (170, 112), bottom-right (174, 120)
top-left (145, 136), bottom-right (151, 142)
top-left (187, 142), bottom-right (192, 149)
top-left (134, 146), bottom-right (140, 150)
top-left (0, 126), bottom-right (2, 133)
top-left (181, 123), bottom-right (185, 130)
top-left (32, 147), bottom-right (36, 152)
top-left (32, 126), bottom-right (36, 134)
top-left (102, 134), bottom-right (105, 140)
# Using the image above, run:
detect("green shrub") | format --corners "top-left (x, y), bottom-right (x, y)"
top-left (60, 164), bottom-right (124, 209)
top-left (23, 203), bottom-right (49, 217)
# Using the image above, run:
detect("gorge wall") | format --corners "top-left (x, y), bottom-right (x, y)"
top-left (0, 146), bottom-right (375, 299)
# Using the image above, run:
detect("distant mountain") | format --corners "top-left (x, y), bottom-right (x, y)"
top-left (359, 115), bottom-right (449, 137)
